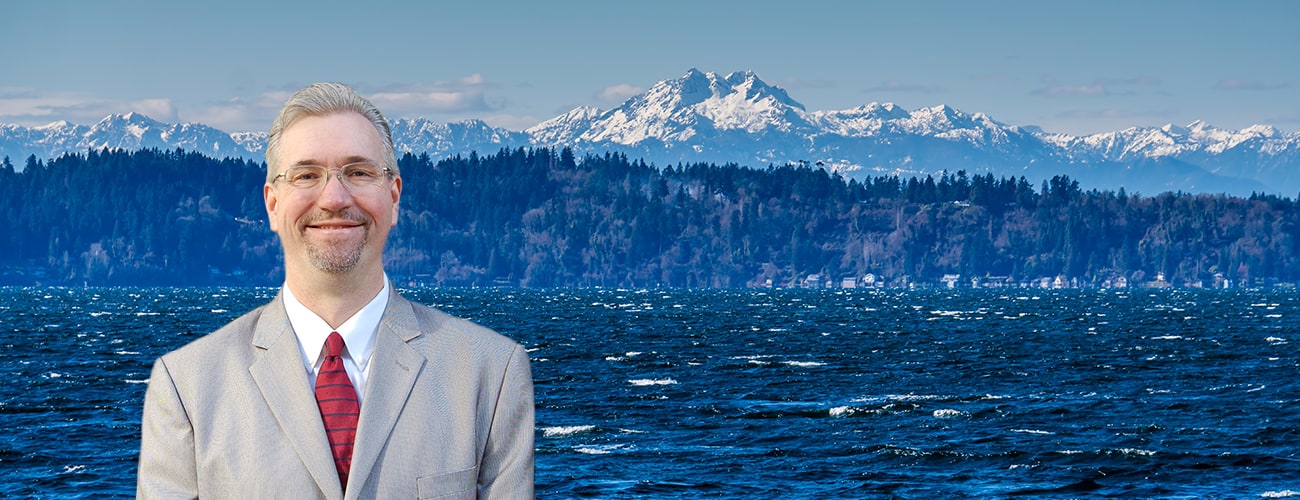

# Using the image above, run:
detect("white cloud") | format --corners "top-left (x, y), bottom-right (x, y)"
top-left (369, 89), bottom-right (487, 112)
top-left (0, 87), bottom-right (178, 126)
top-left (595, 84), bottom-right (644, 105)
top-left (184, 91), bottom-right (292, 132)
top-left (363, 74), bottom-right (496, 118)
top-left (130, 99), bottom-right (179, 121)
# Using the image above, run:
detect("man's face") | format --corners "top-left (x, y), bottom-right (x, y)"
top-left (264, 112), bottom-right (401, 277)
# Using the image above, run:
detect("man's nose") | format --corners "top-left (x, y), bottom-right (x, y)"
top-left (314, 171), bottom-right (355, 208)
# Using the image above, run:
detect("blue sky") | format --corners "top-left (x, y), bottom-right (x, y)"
top-left (2, 0), bottom-right (1296, 136)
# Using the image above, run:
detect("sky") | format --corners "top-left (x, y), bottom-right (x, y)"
top-left (2, 1), bottom-right (1297, 137)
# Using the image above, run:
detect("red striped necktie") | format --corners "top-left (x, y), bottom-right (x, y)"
top-left (315, 331), bottom-right (360, 490)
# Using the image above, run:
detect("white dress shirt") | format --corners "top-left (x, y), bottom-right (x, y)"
top-left (282, 279), bottom-right (389, 405)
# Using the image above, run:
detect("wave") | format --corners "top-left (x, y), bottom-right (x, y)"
top-left (628, 378), bottom-right (677, 386)
top-left (575, 443), bottom-right (632, 455)
top-left (541, 425), bottom-right (597, 437)
top-left (1011, 428), bottom-right (1055, 435)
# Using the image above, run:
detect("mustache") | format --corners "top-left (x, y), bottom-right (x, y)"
top-left (300, 208), bottom-right (371, 227)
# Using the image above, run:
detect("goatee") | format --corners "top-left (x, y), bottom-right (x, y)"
top-left (300, 209), bottom-right (370, 273)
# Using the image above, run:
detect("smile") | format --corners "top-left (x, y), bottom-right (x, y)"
top-left (306, 220), bottom-right (365, 233)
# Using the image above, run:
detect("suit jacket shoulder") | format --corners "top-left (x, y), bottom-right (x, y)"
top-left (398, 297), bottom-right (525, 361)
top-left (157, 300), bottom-right (279, 368)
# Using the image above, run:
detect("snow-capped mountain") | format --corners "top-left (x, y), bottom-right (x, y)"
top-left (0, 114), bottom-right (529, 166)
top-left (390, 118), bottom-right (529, 159)
top-left (3, 69), bottom-right (1297, 196)
top-left (0, 113), bottom-right (263, 162)
top-left (526, 69), bottom-right (1296, 195)
top-left (1042, 121), bottom-right (1300, 193)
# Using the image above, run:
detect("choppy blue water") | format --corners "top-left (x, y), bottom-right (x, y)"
top-left (2, 287), bottom-right (1299, 498)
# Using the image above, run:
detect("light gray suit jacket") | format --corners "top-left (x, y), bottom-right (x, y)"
top-left (137, 288), bottom-right (534, 499)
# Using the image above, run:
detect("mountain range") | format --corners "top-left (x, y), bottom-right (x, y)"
top-left (3, 68), bottom-right (1297, 196)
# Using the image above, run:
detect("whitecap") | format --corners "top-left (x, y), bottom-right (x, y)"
top-left (211, 309), bottom-right (228, 313)
top-left (784, 361), bottom-right (825, 368)
top-left (124, 379), bottom-right (149, 384)
top-left (114, 351), bottom-right (141, 355)
top-left (829, 406), bottom-right (856, 417)
top-left (1262, 490), bottom-right (1300, 498)
top-left (933, 409), bottom-right (966, 418)
top-left (135, 312), bottom-right (160, 316)
top-left (1116, 448), bottom-right (1156, 456)
top-left (541, 425), bottom-right (596, 437)
top-left (575, 443), bottom-right (631, 455)
top-left (628, 378), bottom-right (677, 386)
top-left (89, 312), bottom-right (113, 317)
top-left (1011, 429), bottom-right (1054, 435)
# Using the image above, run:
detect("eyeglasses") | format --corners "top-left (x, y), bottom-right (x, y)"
top-left (271, 162), bottom-right (394, 191)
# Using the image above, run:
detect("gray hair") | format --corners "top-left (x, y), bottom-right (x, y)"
top-left (265, 82), bottom-right (398, 182)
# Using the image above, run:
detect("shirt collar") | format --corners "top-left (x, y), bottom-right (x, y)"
top-left (282, 277), bottom-right (389, 373)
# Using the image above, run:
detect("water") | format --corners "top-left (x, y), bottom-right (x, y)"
top-left (2, 287), bottom-right (1299, 497)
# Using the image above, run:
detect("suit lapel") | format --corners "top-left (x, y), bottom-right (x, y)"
top-left (248, 294), bottom-right (343, 499)
top-left (345, 291), bottom-right (426, 498)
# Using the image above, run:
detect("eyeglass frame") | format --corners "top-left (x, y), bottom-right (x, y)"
top-left (270, 161), bottom-right (396, 191)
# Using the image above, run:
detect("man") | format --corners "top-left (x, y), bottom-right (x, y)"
top-left (138, 82), bottom-right (534, 499)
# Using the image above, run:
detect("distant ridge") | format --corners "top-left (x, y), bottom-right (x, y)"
top-left (3, 69), bottom-right (1297, 196)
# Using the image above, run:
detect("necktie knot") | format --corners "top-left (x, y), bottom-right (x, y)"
top-left (325, 331), bottom-right (345, 358)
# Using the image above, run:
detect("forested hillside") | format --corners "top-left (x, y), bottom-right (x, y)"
top-left (2, 148), bottom-right (1297, 287)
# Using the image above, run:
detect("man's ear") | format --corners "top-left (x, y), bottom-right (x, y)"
top-left (264, 183), bottom-right (280, 232)
top-left (389, 176), bottom-right (402, 227)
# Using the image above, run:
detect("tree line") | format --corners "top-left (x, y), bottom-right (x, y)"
top-left (1, 147), bottom-right (1297, 287)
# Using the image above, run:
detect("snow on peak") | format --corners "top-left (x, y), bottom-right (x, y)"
top-left (35, 120), bottom-right (77, 131)
top-left (572, 69), bottom-right (815, 145)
